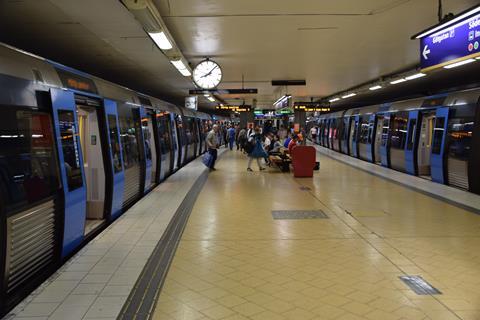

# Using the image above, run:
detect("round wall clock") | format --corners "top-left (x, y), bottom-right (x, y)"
top-left (192, 59), bottom-right (222, 89)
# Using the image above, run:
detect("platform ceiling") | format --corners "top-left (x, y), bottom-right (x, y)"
top-left (0, 0), bottom-right (478, 110)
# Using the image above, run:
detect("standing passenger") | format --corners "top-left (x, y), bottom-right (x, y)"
top-left (227, 125), bottom-right (236, 150)
top-left (206, 124), bottom-right (220, 170)
top-left (247, 127), bottom-right (267, 171)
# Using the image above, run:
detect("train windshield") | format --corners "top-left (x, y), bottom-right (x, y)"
top-left (0, 108), bottom-right (60, 211)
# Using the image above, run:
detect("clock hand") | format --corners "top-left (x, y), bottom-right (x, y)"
top-left (200, 66), bottom-right (218, 78)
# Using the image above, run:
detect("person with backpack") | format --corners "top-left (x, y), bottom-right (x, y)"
top-left (237, 127), bottom-right (247, 153)
top-left (246, 127), bottom-right (267, 171)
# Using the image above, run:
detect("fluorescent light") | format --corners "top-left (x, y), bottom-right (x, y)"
top-left (204, 94), bottom-right (211, 98)
top-left (414, 6), bottom-right (480, 39)
top-left (329, 98), bottom-right (340, 102)
top-left (148, 31), bottom-right (173, 50)
top-left (405, 73), bottom-right (426, 80)
top-left (443, 58), bottom-right (476, 69)
top-left (207, 97), bottom-right (216, 102)
top-left (170, 59), bottom-right (191, 76)
top-left (341, 93), bottom-right (356, 99)
top-left (477, 57), bottom-right (480, 60)
top-left (390, 78), bottom-right (407, 84)
top-left (369, 85), bottom-right (382, 91)
top-left (274, 94), bottom-right (290, 106)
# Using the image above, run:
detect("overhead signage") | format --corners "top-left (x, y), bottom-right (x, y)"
top-left (215, 105), bottom-right (251, 112)
top-left (185, 96), bottom-right (198, 110)
top-left (189, 88), bottom-right (258, 95)
top-left (294, 103), bottom-right (330, 113)
top-left (416, 8), bottom-right (480, 71)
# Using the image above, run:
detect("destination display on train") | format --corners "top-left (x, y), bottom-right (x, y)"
top-left (419, 11), bottom-right (480, 70)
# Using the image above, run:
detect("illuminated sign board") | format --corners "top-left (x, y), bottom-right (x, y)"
top-left (216, 105), bottom-right (251, 112)
top-left (294, 103), bottom-right (330, 113)
top-left (56, 68), bottom-right (98, 94)
top-left (415, 7), bottom-right (480, 71)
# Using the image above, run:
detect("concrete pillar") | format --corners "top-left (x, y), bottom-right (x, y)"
top-left (294, 110), bottom-right (306, 132)
top-left (240, 111), bottom-right (254, 128)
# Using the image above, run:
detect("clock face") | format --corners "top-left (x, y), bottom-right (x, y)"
top-left (193, 60), bottom-right (222, 89)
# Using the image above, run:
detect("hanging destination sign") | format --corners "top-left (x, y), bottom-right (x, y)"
top-left (413, 6), bottom-right (480, 71)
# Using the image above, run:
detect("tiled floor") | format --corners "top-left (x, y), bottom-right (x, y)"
top-left (152, 150), bottom-right (480, 320)
top-left (4, 152), bottom-right (224, 320)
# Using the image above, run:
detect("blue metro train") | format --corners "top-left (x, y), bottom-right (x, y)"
top-left (310, 88), bottom-right (480, 194)
top-left (0, 43), bottom-right (217, 315)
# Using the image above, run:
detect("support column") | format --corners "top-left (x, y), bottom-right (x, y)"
top-left (240, 111), bottom-right (254, 128)
top-left (294, 110), bottom-right (306, 132)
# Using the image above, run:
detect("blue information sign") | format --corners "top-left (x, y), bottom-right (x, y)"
top-left (420, 12), bottom-right (480, 70)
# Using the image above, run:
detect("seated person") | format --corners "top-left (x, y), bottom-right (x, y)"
top-left (288, 135), bottom-right (299, 154)
top-left (283, 134), bottom-right (292, 148)
top-left (269, 135), bottom-right (283, 154)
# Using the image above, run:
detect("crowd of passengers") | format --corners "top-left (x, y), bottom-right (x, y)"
top-left (205, 122), bottom-right (307, 171)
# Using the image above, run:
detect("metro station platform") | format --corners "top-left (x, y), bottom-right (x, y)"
top-left (7, 148), bottom-right (480, 320)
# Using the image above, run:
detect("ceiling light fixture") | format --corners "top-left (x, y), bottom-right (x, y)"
top-left (443, 58), bottom-right (476, 69)
top-left (369, 85), bottom-right (382, 91)
top-left (405, 73), bottom-right (426, 80)
top-left (170, 59), bottom-right (191, 76)
top-left (148, 31), bottom-right (173, 50)
top-left (329, 98), bottom-right (340, 102)
top-left (390, 78), bottom-right (407, 84)
top-left (207, 96), bottom-right (216, 102)
top-left (341, 93), bottom-right (356, 99)
top-left (274, 94), bottom-right (291, 106)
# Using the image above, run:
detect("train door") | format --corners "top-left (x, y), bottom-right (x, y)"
top-left (365, 114), bottom-right (376, 162)
top-left (351, 115), bottom-right (360, 158)
top-left (405, 111), bottom-right (420, 175)
top-left (341, 117), bottom-right (350, 154)
top-left (171, 113), bottom-right (180, 171)
top-left (75, 101), bottom-right (107, 235)
top-left (50, 89), bottom-right (87, 257)
top-left (117, 104), bottom-right (143, 210)
top-left (417, 111), bottom-right (436, 178)
top-left (374, 115), bottom-right (384, 164)
top-left (141, 109), bottom-right (157, 192)
top-left (431, 107), bottom-right (449, 184)
top-left (380, 115), bottom-right (391, 167)
top-left (348, 117), bottom-right (356, 156)
top-left (103, 99), bottom-right (124, 220)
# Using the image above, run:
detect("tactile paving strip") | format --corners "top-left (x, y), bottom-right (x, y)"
top-left (272, 210), bottom-right (329, 220)
top-left (399, 275), bottom-right (442, 295)
top-left (118, 171), bottom-right (209, 320)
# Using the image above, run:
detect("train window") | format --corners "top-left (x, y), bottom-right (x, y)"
top-left (358, 117), bottom-right (369, 144)
top-left (447, 107), bottom-right (475, 160)
top-left (381, 117), bottom-right (390, 147)
top-left (117, 104), bottom-right (141, 169)
top-left (432, 117), bottom-right (445, 155)
top-left (342, 118), bottom-right (350, 141)
top-left (390, 112), bottom-right (408, 150)
top-left (107, 115), bottom-right (122, 173)
top-left (367, 118), bottom-right (375, 144)
top-left (406, 119), bottom-right (417, 151)
top-left (352, 119), bottom-right (359, 142)
top-left (57, 110), bottom-right (83, 191)
top-left (0, 108), bottom-right (60, 211)
top-left (141, 117), bottom-right (152, 161)
top-left (156, 114), bottom-right (170, 155)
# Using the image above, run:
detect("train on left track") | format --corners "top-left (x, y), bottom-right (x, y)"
top-left (0, 42), bottom-right (228, 316)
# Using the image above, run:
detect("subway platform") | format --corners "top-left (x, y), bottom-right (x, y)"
top-left (6, 147), bottom-right (480, 320)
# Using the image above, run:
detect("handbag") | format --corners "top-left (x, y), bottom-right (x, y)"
top-left (202, 151), bottom-right (213, 167)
